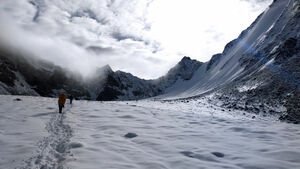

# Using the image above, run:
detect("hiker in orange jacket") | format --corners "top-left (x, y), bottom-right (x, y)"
top-left (58, 92), bottom-right (67, 113)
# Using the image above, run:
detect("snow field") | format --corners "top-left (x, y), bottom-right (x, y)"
top-left (0, 95), bottom-right (300, 169)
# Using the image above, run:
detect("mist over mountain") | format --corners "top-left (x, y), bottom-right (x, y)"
top-left (0, 48), bottom-right (202, 101)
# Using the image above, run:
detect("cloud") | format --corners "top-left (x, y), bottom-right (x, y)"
top-left (146, 0), bottom-right (273, 61)
top-left (240, 0), bottom-right (273, 10)
top-left (240, 0), bottom-right (271, 3)
top-left (0, 0), bottom-right (273, 79)
top-left (0, 0), bottom-right (172, 79)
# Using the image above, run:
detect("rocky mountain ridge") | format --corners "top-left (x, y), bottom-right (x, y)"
top-left (0, 48), bottom-right (202, 101)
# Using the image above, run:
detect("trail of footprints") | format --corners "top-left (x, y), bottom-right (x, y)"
top-left (19, 113), bottom-right (82, 169)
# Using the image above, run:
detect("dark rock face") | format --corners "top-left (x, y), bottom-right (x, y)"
top-left (0, 50), bottom-right (90, 98)
top-left (95, 57), bottom-right (202, 101)
top-left (166, 56), bottom-right (202, 81)
top-left (0, 48), bottom-right (201, 101)
top-left (206, 54), bottom-right (222, 71)
top-left (95, 71), bottom-right (160, 101)
top-left (274, 38), bottom-right (299, 63)
top-left (20, 61), bottom-right (90, 98)
top-left (96, 86), bottom-right (123, 101)
top-left (0, 54), bottom-right (17, 87)
top-left (156, 56), bottom-right (203, 90)
top-left (280, 93), bottom-right (300, 123)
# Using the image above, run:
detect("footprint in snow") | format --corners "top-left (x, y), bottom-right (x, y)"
top-left (124, 133), bottom-right (138, 139)
top-left (69, 142), bottom-right (84, 149)
top-left (180, 151), bottom-right (223, 162)
top-left (211, 152), bottom-right (225, 158)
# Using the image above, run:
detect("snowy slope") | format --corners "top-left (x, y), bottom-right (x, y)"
top-left (210, 0), bottom-right (300, 122)
top-left (155, 0), bottom-right (300, 122)
top-left (159, 0), bottom-right (293, 99)
top-left (1, 95), bottom-right (300, 169)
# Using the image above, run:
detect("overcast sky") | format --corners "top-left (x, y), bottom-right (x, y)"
top-left (0, 0), bottom-right (272, 79)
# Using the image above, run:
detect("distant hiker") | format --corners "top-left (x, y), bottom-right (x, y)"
top-left (69, 95), bottom-right (74, 104)
top-left (58, 92), bottom-right (67, 113)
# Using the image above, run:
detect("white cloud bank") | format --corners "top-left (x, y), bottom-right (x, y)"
top-left (0, 0), bottom-right (272, 79)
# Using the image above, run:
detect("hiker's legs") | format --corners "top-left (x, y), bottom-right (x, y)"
top-left (59, 104), bottom-right (63, 113)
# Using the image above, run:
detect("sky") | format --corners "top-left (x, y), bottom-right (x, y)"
top-left (0, 0), bottom-right (272, 79)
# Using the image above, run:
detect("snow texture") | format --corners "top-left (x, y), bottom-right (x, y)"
top-left (1, 95), bottom-right (300, 169)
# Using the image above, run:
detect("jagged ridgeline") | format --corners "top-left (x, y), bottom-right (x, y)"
top-left (0, 47), bottom-right (202, 101)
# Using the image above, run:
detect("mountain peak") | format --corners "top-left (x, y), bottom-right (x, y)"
top-left (96, 64), bottom-right (113, 75)
top-left (181, 56), bottom-right (192, 61)
top-left (161, 56), bottom-right (202, 82)
top-left (178, 56), bottom-right (202, 66)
